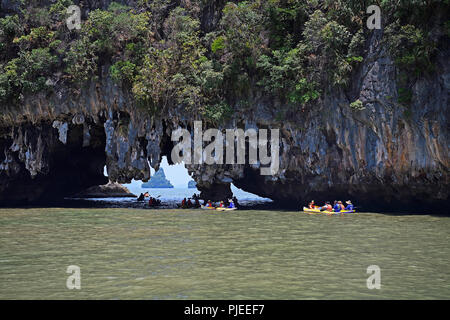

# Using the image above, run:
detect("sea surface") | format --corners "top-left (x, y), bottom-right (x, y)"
top-left (0, 205), bottom-right (449, 299)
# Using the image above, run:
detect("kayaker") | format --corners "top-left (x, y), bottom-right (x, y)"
top-left (333, 201), bottom-right (341, 213)
top-left (206, 200), bottom-right (213, 207)
top-left (319, 201), bottom-right (332, 212)
top-left (344, 200), bottom-right (354, 211)
top-left (219, 201), bottom-right (225, 208)
top-left (149, 197), bottom-right (153, 206)
top-left (308, 200), bottom-right (315, 209)
top-left (228, 199), bottom-right (235, 208)
top-left (187, 198), bottom-right (193, 208)
top-left (181, 198), bottom-right (186, 208)
top-left (194, 198), bottom-right (200, 208)
top-left (137, 192), bottom-right (149, 201)
top-left (338, 201), bottom-right (345, 210)
top-left (232, 196), bottom-right (239, 207)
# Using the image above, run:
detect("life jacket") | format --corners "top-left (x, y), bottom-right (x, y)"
top-left (326, 204), bottom-right (332, 211)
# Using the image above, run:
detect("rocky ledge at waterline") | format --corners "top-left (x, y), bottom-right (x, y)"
top-left (0, 1), bottom-right (448, 212)
top-left (72, 182), bottom-right (136, 199)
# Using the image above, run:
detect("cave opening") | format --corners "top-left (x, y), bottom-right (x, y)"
top-left (0, 120), bottom-right (108, 206)
top-left (118, 156), bottom-right (271, 208)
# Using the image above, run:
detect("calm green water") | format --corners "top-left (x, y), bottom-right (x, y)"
top-left (0, 208), bottom-right (449, 299)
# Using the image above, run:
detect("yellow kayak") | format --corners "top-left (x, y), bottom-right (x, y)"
top-left (201, 205), bottom-right (216, 210)
top-left (302, 207), bottom-right (356, 214)
top-left (201, 205), bottom-right (237, 211)
top-left (215, 207), bottom-right (237, 211)
top-left (303, 207), bottom-right (323, 214)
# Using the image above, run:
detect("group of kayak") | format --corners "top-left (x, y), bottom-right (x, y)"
top-left (303, 200), bottom-right (356, 215)
top-left (200, 198), bottom-right (238, 211)
top-left (138, 191), bottom-right (354, 214)
top-left (178, 197), bottom-right (201, 208)
top-left (179, 196), bottom-right (239, 211)
top-left (139, 191), bottom-right (240, 211)
top-left (137, 192), bottom-right (162, 207)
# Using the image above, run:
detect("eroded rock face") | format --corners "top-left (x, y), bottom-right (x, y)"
top-left (185, 34), bottom-right (449, 211)
top-left (0, 31), bottom-right (449, 211)
top-left (0, 120), bottom-right (108, 204)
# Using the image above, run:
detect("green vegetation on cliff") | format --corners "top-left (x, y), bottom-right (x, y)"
top-left (0, 0), bottom-right (448, 121)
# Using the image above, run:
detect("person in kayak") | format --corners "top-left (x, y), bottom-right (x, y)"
top-left (137, 192), bottom-right (150, 201)
top-left (219, 201), bottom-right (225, 208)
top-left (187, 198), bottom-right (193, 208)
top-left (232, 196), bottom-right (239, 207)
top-left (308, 200), bottom-right (315, 209)
top-left (344, 200), bottom-right (354, 211)
top-left (228, 199), bottom-right (235, 208)
top-left (319, 201), bottom-right (332, 211)
top-left (181, 198), bottom-right (187, 208)
top-left (338, 201), bottom-right (345, 210)
top-left (206, 200), bottom-right (213, 207)
top-left (194, 198), bottom-right (200, 208)
top-left (333, 201), bottom-right (341, 213)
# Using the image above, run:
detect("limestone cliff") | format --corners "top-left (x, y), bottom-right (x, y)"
top-left (0, 1), bottom-right (448, 211)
